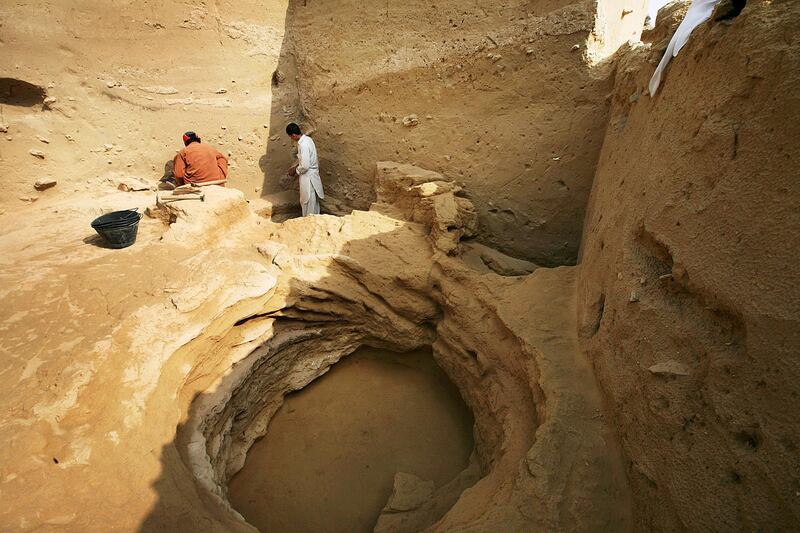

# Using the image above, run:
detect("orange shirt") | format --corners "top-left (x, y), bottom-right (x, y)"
top-left (173, 142), bottom-right (228, 185)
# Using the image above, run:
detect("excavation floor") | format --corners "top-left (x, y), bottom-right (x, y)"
top-left (227, 346), bottom-right (475, 532)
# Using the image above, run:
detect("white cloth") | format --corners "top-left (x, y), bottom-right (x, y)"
top-left (301, 188), bottom-right (321, 216)
top-left (296, 134), bottom-right (324, 209)
top-left (649, 0), bottom-right (722, 95)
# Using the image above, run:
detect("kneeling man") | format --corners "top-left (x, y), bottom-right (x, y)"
top-left (173, 131), bottom-right (228, 186)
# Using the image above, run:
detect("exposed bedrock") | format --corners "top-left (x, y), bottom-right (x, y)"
top-left (577, 1), bottom-right (800, 530)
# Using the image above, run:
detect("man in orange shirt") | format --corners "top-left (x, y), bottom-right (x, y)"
top-left (172, 131), bottom-right (228, 186)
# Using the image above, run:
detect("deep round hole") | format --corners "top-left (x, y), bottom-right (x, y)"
top-left (227, 345), bottom-right (475, 532)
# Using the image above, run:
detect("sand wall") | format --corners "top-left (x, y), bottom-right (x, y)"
top-left (277, 0), bottom-right (635, 266)
top-left (577, 1), bottom-right (800, 529)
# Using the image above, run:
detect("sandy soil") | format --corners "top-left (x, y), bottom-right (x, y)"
top-left (0, 0), bottom-right (797, 531)
top-left (228, 346), bottom-right (474, 532)
top-left (0, 0), bottom-right (290, 206)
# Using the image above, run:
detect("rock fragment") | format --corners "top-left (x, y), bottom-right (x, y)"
top-left (34, 178), bottom-right (57, 191)
top-left (37, 136), bottom-right (50, 144)
top-left (402, 114), bottom-right (419, 127)
top-left (29, 149), bottom-right (45, 159)
top-left (0, 124), bottom-right (8, 133)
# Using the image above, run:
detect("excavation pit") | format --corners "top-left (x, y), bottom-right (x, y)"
top-left (226, 345), bottom-right (475, 532)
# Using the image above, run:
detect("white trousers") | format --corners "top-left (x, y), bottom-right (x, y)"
top-left (301, 188), bottom-right (320, 216)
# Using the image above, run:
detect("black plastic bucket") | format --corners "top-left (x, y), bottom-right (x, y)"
top-left (91, 209), bottom-right (142, 249)
top-left (91, 209), bottom-right (140, 227)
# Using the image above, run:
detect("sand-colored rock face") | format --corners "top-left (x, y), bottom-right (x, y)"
top-left (1, 0), bottom-right (798, 530)
top-left (577, 1), bottom-right (800, 530)
top-left (277, 0), bottom-right (631, 266)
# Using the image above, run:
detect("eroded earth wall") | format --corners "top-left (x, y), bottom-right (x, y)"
top-left (280, 0), bottom-right (640, 266)
top-left (577, 1), bottom-right (800, 529)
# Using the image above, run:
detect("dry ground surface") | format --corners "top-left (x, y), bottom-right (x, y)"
top-left (0, 0), bottom-right (798, 531)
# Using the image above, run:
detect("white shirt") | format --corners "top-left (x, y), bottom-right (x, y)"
top-left (649, 0), bottom-right (721, 95)
top-left (296, 134), bottom-right (324, 204)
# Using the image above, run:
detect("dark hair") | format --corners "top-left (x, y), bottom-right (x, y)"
top-left (285, 123), bottom-right (302, 136)
top-left (183, 131), bottom-right (200, 146)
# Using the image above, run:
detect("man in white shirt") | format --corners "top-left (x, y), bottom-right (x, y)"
top-left (286, 123), bottom-right (325, 216)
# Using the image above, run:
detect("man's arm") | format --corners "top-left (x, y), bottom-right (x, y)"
top-left (216, 151), bottom-right (228, 179)
top-left (296, 141), bottom-right (310, 175)
top-left (173, 153), bottom-right (186, 185)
